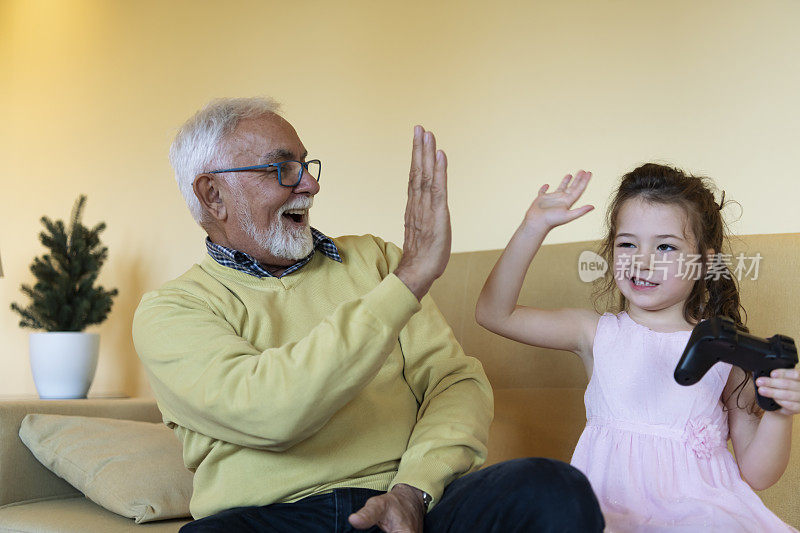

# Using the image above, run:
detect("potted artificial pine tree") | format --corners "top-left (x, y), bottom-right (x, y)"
top-left (11, 195), bottom-right (118, 399)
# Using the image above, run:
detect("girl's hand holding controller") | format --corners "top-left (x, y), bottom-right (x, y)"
top-left (756, 367), bottom-right (800, 416)
top-left (523, 170), bottom-right (595, 231)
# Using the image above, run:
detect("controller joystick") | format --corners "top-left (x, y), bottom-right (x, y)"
top-left (674, 317), bottom-right (797, 411)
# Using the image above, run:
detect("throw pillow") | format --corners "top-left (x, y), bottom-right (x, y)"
top-left (19, 413), bottom-right (193, 523)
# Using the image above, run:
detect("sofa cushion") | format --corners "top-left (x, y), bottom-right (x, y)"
top-left (0, 496), bottom-right (190, 532)
top-left (0, 398), bottom-right (163, 508)
top-left (18, 414), bottom-right (193, 524)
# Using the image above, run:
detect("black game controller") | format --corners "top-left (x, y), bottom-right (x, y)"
top-left (674, 316), bottom-right (798, 411)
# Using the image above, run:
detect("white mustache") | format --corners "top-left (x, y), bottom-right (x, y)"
top-left (278, 197), bottom-right (313, 216)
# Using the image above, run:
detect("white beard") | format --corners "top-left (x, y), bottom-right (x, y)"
top-left (236, 197), bottom-right (314, 261)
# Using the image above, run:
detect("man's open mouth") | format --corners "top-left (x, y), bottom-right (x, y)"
top-left (282, 209), bottom-right (307, 224)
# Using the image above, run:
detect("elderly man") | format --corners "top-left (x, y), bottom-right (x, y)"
top-left (133, 97), bottom-right (603, 532)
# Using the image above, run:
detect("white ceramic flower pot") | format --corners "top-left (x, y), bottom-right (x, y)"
top-left (29, 332), bottom-right (100, 399)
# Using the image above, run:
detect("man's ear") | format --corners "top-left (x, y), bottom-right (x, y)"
top-left (193, 174), bottom-right (228, 222)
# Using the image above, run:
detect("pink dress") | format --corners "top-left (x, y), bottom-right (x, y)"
top-left (571, 312), bottom-right (797, 532)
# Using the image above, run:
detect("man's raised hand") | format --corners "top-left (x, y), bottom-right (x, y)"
top-left (394, 126), bottom-right (451, 301)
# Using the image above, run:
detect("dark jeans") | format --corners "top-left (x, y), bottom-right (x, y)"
top-left (180, 457), bottom-right (604, 532)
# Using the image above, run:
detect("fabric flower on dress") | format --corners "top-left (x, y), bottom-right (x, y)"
top-left (683, 417), bottom-right (723, 459)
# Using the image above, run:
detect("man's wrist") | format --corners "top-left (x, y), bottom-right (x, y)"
top-left (392, 483), bottom-right (431, 510)
top-left (393, 267), bottom-right (432, 301)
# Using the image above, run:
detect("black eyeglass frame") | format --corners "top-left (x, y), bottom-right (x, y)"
top-left (207, 159), bottom-right (322, 188)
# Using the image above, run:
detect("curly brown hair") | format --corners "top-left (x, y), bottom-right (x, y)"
top-left (591, 163), bottom-right (760, 415)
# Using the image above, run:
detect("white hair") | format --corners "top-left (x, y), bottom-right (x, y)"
top-left (169, 97), bottom-right (281, 225)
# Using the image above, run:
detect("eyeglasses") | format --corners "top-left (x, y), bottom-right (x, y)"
top-left (208, 159), bottom-right (321, 188)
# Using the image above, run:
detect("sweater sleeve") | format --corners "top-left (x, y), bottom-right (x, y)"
top-left (382, 244), bottom-right (494, 509)
top-left (132, 273), bottom-right (420, 452)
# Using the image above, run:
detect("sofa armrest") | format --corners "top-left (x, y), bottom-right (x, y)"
top-left (0, 398), bottom-right (162, 507)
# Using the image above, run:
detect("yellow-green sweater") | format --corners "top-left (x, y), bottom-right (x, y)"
top-left (133, 234), bottom-right (493, 519)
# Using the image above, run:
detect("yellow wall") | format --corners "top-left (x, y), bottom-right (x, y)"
top-left (1, 0), bottom-right (798, 398)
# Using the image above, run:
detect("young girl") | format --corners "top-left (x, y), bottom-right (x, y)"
top-left (475, 164), bottom-right (799, 532)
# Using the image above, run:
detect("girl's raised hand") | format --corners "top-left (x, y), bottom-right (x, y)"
top-left (525, 170), bottom-right (594, 230)
top-left (756, 367), bottom-right (800, 416)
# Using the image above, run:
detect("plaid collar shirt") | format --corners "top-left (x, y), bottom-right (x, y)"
top-left (205, 227), bottom-right (342, 278)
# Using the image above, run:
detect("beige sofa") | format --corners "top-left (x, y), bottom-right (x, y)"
top-left (1, 233), bottom-right (797, 531)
